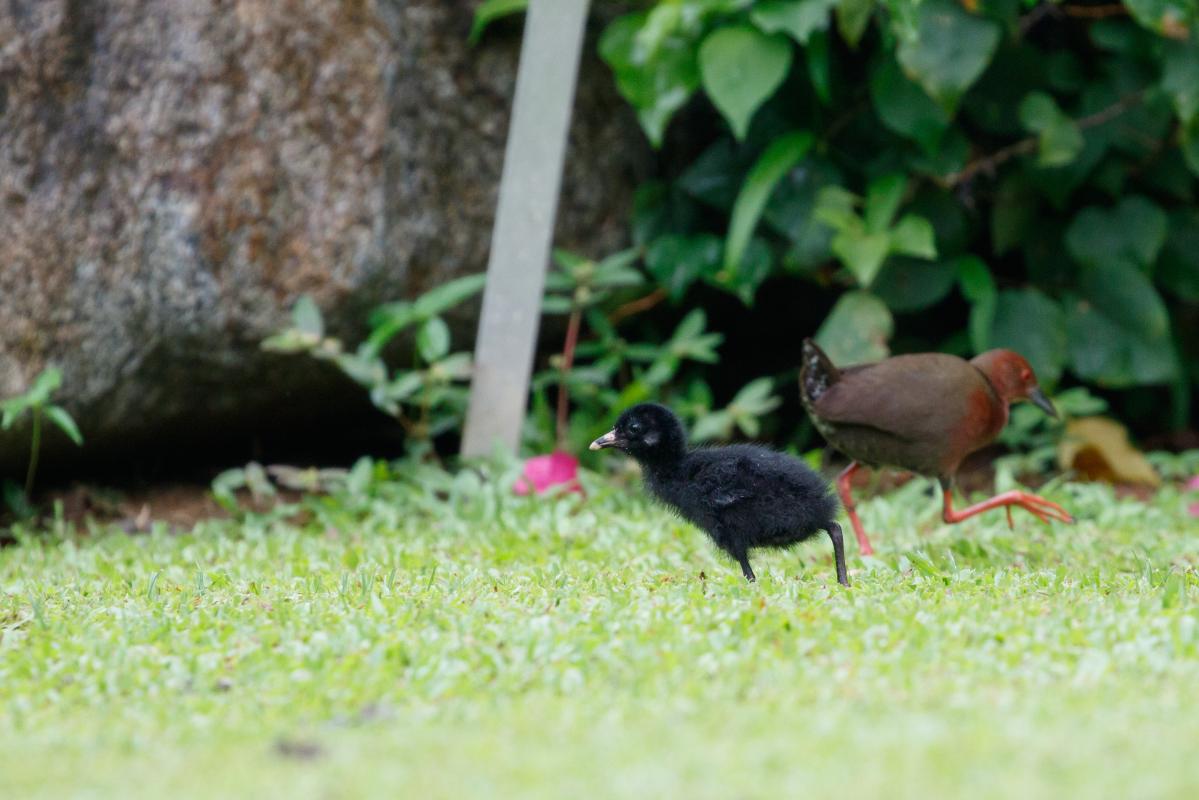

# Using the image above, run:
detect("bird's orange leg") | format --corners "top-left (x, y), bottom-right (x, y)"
top-left (941, 488), bottom-right (1074, 527)
top-left (837, 462), bottom-right (874, 556)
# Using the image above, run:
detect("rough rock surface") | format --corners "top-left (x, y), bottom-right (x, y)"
top-left (0, 0), bottom-right (645, 472)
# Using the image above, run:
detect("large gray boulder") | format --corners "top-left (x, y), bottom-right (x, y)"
top-left (0, 0), bottom-right (645, 472)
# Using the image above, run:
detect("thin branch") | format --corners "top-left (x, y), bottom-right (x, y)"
top-left (555, 307), bottom-right (583, 449)
top-left (940, 91), bottom-right (1145, 189)
top-left (1018, 2), bottom-right (1062, 35)
top-left (608, 288), bottom-right (666, 324)
top-left (1062, 4), bottom-right (1128, 19)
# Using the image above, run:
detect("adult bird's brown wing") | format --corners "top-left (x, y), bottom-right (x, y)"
top-left (811, 353), bottom-right (1000, 472)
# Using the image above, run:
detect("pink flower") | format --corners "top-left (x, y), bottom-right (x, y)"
top-left (1189, 502), bottom-right (1199, 518)
top-left (1186, 475), bottom-right (1199, 492)
top-left (514, 451), bottom-right (582, 496)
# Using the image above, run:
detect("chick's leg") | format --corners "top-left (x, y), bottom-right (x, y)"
top-left (734, 548), bottom-right (756, 582)
top-left (825, 522), bottom-right (850, 587)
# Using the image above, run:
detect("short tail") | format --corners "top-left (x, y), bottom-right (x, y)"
top-left (825, 522), bottom-right (850, 587)
top-left (800, 338), bottom-right (840, 405)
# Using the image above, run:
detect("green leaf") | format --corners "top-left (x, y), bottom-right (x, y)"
top-left (990, 174), bottom-right (1037, 257)
top-left (835, 0), bottom-right (875, 47)
top-left (292, 295), bottom-right (324, 338)
top-left (870, 57), bottom-right (951, 152)
top-left (45, 405), bottom-right (83, 447)
top-left (1183, 117), bottom-right (1199, 177)
top-left (1078, 262), bottom-right (1170, 341)
top-left (814, 291), bottom-right (894, 364)
top-left (678, 139), bottom-right (752, 211)
top-left (434, 353), bottom-right (474, 382)
top-left (712, 238), bottom-right (774, 305)
top-left (724, 131), bottom-right (814, 272)
top-left (988, 288), bottom-right (1067, 385)
top-left (1067, 302), bottom-right (1177, 388)
top-left (813, 185), bottom-right (860, 231)
top-left (1065, 197), bottom-right (1168, 271)
top-left (805, 30), bottom-right (832, 103)
top-left (552, 249), bottom-right (589, 272)
top-left (668, 310), bottom-right (723, 363)
top-left (955, 255), bottom-right (995, 303)
top-left (1019, 92), bottom-right (1083, 167)
top-left (763, 155), bottom-right (843, 269)
top-left (889, 215), bottom-right (937, 259)
top-left (596, 248), bottom-right (642, 277)
top-left (417, 317), bottom-right (451, 364)
top-left (1158, 209), bottom-right (1199, 301)
top-left (631, 181), bottom-right (700, 246)
top-left (955, 256), bottom-right (996, 354)
top-left (895, 0), bottom-right (1001, 111)
top-left (541, 295), bottom-right (574, 315)
top-left (872, 257), bottom-right (957, 313)
top-left (412, 274), bottom-right (486, 320)
top-left (646, 234), bottom-right (723, 300)
top-left (730, 377), bottom-right (780, 415)
top-left (3, 479), bottom-right (35, 519)
top-left (863, 174), bottom-right (906, 233)
top-left (1161, 40), bottom-right (1199, 125)
top-left (691, 411), bottom-right (734, 443)
top-left (750, 0), bottom-right (837, 45)
top-left (27, 367), bottom-right (63, 407)
top-left (699, 26), bottom-right (793, 140)
top-left (600, 12), bottom-right (702, 147)
top-left (469, 0), bottom-right (528, 45)
top-left (832, 231), bottom-right (891, 287)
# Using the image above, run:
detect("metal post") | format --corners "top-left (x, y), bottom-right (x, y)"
top-left (461, 0), bottom-right (591, 457)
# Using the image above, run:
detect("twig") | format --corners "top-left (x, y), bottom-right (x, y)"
top-left (822, 98), bottom-right (871, 144)
top-left (608, 288), bottom-right (666, 324)
top-left (555, 307), bottom-right (583, 448)
top-left (1062, 4), bottom-right (1127, 19)
top-left (1018, 2), bottom-right (1062, 35)
top-left (941, 91), bottom-right (1145, 188)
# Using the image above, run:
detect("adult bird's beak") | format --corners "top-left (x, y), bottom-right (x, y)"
top-left (589, 430), bottom-right (619, 451)
top-left (1029, 387), bottom-right (1057, 418)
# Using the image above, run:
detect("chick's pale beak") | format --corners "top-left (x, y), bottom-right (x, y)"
top-left (590, 430), bottom-right (619, 451)
top-left (1029, 387), bottom-right (1057, 418)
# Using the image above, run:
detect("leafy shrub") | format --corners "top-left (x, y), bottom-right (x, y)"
top-left (478, 0), bottom-right (1199, 434)
top-left (264, 276), bottom-right (484, 460)
top-left (1, 367), bottom-right (83, 517)
top-left (525, 248), bottom-right (784, 456)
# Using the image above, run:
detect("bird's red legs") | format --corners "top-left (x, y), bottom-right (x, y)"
top-left (836, 462), bottom-right (874, 556)
top-left (941, 488), bottom-right (1074, 527)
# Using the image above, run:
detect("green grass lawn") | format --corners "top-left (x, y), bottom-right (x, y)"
top-left (2, 461), bottom-right (1198, 799)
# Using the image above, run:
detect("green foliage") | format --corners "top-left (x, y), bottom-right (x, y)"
top-left (4, 468), bottom-right (1199, 797)
top-left (573, 0), bottom-right (1199, 430)
top-left (699, 25), bottom-right (793, 139)
top-left (469, 0), bottom-right (529, 45)
top-left (529, 245), bottom-right (783, 455)
top-left (263, 277), bottom-right (484, 459)
top-left (1, 367), bottom-right (83, 517)
top-left (725, 131), bottom-right (813, 276)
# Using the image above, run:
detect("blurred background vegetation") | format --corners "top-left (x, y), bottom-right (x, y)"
top-left (3, 0), bottom-right (1198, 511)
top-left (470, 0), bottom-right (1198, 465)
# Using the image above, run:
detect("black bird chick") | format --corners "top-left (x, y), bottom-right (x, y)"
top-left (591, 403), bottom-right (849, 587)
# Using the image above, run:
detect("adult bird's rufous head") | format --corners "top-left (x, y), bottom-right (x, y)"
top-left (969, 350), bottom-right (1056, 417)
